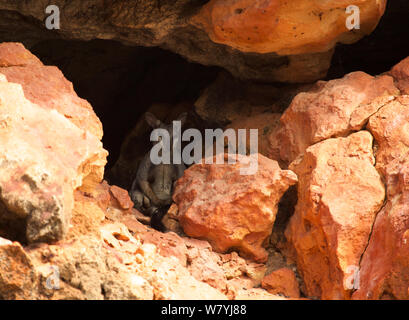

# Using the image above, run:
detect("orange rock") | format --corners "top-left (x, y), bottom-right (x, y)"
top-left (191, 0), bottom-right (386, 55)
top-left (0, 43), bottom-right (107, 243)
top-left (109, 185), bottom-right (134, 211)
top-left (234, 288), bottom-right (286, 300)
top-left (353, 94), bottom-right (409, 300)
top-left (173, 153), bottom-right (297, 262)
top-left (0, 237), bottom-right (36, 299)
top-left (0, 42), bottom-right (103, 140)
top-left (388, 56), bottom-right (409, 94)
top-left (261, 268), bottom-right (300, 298)
top-left (271, 72), bottom-right (398, 164)
top-left (352, 161), bottom-right (409, 300)
top-left (285, 131), bottom-right (385, 299)
top-left (367, 96), bottom-right (409, 175)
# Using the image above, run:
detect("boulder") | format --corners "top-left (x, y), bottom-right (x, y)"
top-left (0, 237), bottom-right (37, 299)
top-left (173, 153), bottom-right (297, 262)
top-left (285, 131), bottom-right (385, 299)
top-left (271, 72), bottom-right (398, 164)
top-left (0, 43), bottom-right (107, 243)
top-left (192, 0), bottom-right (386, 55)
top-left (352, 159), bottom-right (409, 300)
top-left (0, 1), bottom-right (386, 83)
top-left (190, 0), bottom-right (386, 82)
top-left (261, 268), bottom-right (300, 299)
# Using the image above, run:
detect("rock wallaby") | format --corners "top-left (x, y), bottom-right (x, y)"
top-left (129, 112), bottom-right (187, 229)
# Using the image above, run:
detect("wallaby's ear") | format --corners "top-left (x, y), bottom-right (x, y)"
top-left (145, 112), bottom-right (161, 128)
top-left (176, 112), bottom-right (188, 126)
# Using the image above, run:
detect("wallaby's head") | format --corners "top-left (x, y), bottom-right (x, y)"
top-left (145, 112), bottom-right (188, 160)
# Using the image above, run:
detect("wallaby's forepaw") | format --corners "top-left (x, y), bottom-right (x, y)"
top-left (130, 190), bottom-right (145, 210)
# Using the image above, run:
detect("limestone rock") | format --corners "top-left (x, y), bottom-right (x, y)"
top-left (173, 153), bottom-right (297, 262)
top-left (285, 131), bottom-right (385, 299)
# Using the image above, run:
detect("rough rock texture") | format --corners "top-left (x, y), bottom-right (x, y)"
top-left (261, 268), bottom-right (300, 299)
top-left (368, 96), bottom-right (409, 175)
top-left (173, 153), bottom-right (298, 262)
top-left (352, 93), bottom-right (409, 299)
top-left (190, 0), bottom-right (386, 82)
top-left (285, 131), bottom-right (385, 299)
top-left (352, 160), bottom-right (409, 300)
top-left (0, 0), bottom-right (386, 83)
top-left (0, 238), bottom-right (36, 299)
top-left (193, 0), bottom-right (386, 55)
top-left (271, 71), bottom-right (399, 165)
top-left (388, 57), bottom-right (409, 95)
top-left (0, 180), bottom-right (285, 300)
top-left (0, 43), bottom-right (107, 243)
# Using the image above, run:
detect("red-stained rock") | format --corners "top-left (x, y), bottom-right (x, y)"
top-left (388, 56), bottom-right (409, 94)
top-left (271, 72), bottom-right (398, 164)
top-left (225, 113), bottom-right (281, 159)
top-left (109, 185), bottom-right (134, 211)
top-left (352, 95), bottom-right (409, 300)
top-left (352, 160), bottom-right (409, 300)
top-left (234, 288), bottom-right (285, 300)
top-left (190, 0), bottom-right (386, 83)
top-left (173, 153), bottom-right (297, 262)
top-left (261, 268), bottom-right (300, 299)
top-left (192, 0), bottom-right (386, 56)
top-left (0, 237), bottom-right (37, 300)
top-left (0, 43), bottom-right (107, 243)
top-left (285, 131), bottom-right (385, 299)
top-left (367, 96), bottom-right (409, 175)
top-left (0, 42), bottom-right (103, 140)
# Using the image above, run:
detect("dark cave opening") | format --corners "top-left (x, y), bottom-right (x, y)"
top-left (30, 39), bottom-right (221, 182)
top-left (327, 0), bottom-right (409, 79)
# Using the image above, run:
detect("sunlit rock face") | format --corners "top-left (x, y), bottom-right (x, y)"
top-left (192, 0), bottom-right (387, 55)
top-left (0, 42), bottom-right (107, 243)
top-left (285, 131), bottom-right (385, 300)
